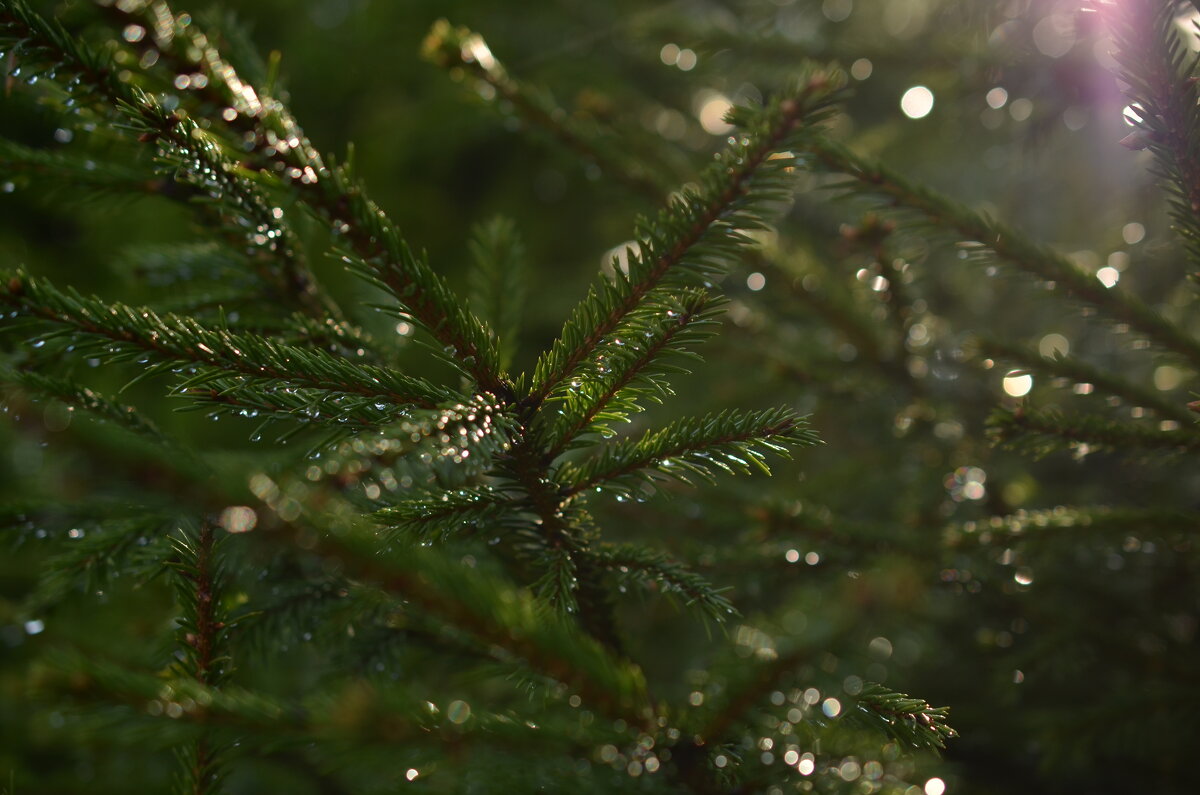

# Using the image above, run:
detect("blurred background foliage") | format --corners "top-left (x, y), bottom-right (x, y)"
top-left (2, 0), bottom-right (1198, 793)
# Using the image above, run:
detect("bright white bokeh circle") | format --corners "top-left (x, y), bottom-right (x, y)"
top-left (901, 86), bottom-right (935, 119)
top-left (1003, 371), bottom-right (1033, 397)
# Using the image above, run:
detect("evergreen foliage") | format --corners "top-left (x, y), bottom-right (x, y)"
top-left (2, 1), bottom-right (1199, 793)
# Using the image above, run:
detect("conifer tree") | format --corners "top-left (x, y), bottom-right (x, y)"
top-left (1, 1), bottom-right (1197, 794)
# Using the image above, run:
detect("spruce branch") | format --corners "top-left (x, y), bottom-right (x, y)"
top-left (835, 211), bottom-right (916, 374)
top-left (333, 226), bottom-right (507, 394)
top-left (0, 134), bottom-right (155, 198)
top-left (0, 0), bottom-right (335, 322)
top-left (167, 522), bottom-right (235, 689)
top-left (531, 545), bottom-right (581, 615)
top-left (753, 247), bottom-right (917, 391)
top-left (1100, 0), bottom-right (1200, 268)
top-left (97, 0), bottom-right (275, 120)
top-left (539, 289), bottom-right (725, 458)
top-left (1, 366), bottom-right (181, 450)
top-left (568, 546), bottom-right (626, 657)
top-left (847, 683), bottom-right (957, 752)
top-left (847, 213), bottom-right (917, 348)
top-left (590, 543), bottom-right (738, 623)
top-left (467, 216), bottom-right (529, 373)
top-left (23, 512), bottom-right (174, 614)
top-left (0, 0), bottom-right (120, 103)
top-left (682, 644), bottom-right (954, 784)
top-left (559, 406), bottom-right (818, 497)
top-left (97, 0), bottom-right (310, 174)
top-left (175, 381), bottom-right (398, 436)
top-left (803, 134), bottom-right (1200, 367)
top-left (972, 336), bottom-right (1196, 425)
top-left (165, 521), bottom-right (235, 795)
top-left (1, 280), bottom-right (497, 448)
top-left (492, 501), bottom-right (619, 644)
top-left (41, 649), bottom-right (288, 727)
top-left (943, 506), bottom-right (1200, 548)
top-left (422, 20), bottom-right (673, 201)
top-left (988, 405), bottom-right (1200, 458)
top-left (288, 526), bottom-right (653, 727)
top-left (200, 308), bottom-right (380, 364)
top-left (97, 0), bottom-right (506, 392)
top-left (180, 382), bottom-right (513, 468)
top-left (497, 443), bottom-right (627, 651)
top-left (0, 128), bottom-right (201, 218)
top-left (527, 71), bottom-right (844, 403)
top-left (100, 246), bottom-right (378, 359)
top-left (278, 311), bottom-right (380, 362)
top-left (114, 242), bottom-right (251, 289)
top-left (40, 650), bottom-right (623, 770)
top-left (0, 270), bottom-right (457, 409)
top-left (686, 645), bottom-right (818, 754)
top-left (122, 92), bottom-right (330, 320)
top-left (673, 636), bottom-right (862, 794)
top-left (633, 13), bottom-right (1003, 81)
top-left (99, 0), bottom-right (333, 317)
top-left (373, 486), bottom-right (515, 544)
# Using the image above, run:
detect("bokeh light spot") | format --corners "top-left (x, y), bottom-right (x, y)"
top-left (1122, 222), bottom-right (1145, 245)
top-left (1009, 98), bottom-right (1034, 121)
top-left (447, 700), bottom-right (471, 724)
top-left (1033, 14), bottom-right (1075, 58)
top-left (1154, 365), bottom-right (1184, 391)
top-left (1038, 333), bottom-right (1069, 358)
top-left (1002, 371), bottom-right (1033, 397)
top-left (823, 0), bottom-right (853, 23)
top-left (900, 86), bottom-right (934, 119)
top-left (696, 91), bottom-right (734, 135)
top-left (219, 506), bottom-right (258, 534)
